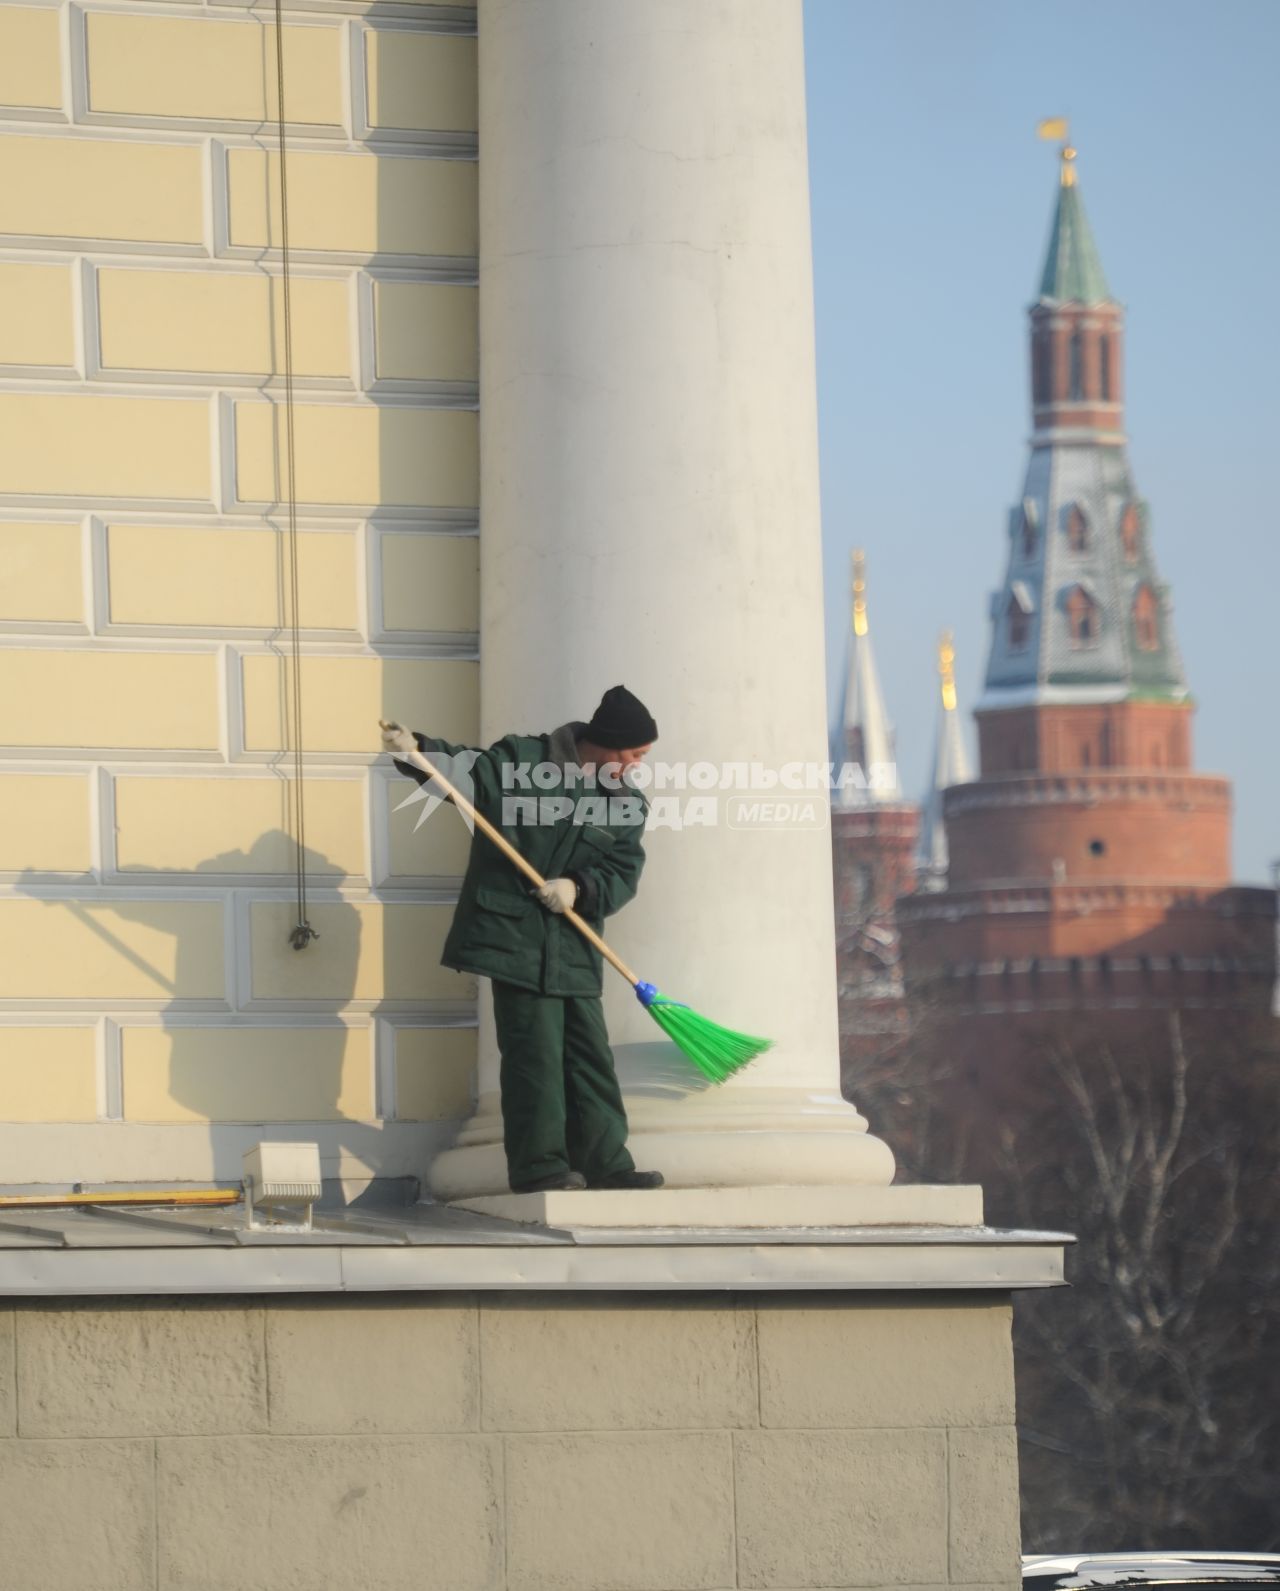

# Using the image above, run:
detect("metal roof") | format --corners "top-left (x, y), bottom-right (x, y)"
top-left (984, 440), bottom-right (1189, 704)
top-left (0, 1198), bottom-right (1072, 1296)
top-left (1038, 179), bottom-right (1111, 303)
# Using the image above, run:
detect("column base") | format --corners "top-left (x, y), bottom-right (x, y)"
top-left (428, 1085), bottom-right (897, 1199)
top-left (451, 1182), bottom-right (981, 1229)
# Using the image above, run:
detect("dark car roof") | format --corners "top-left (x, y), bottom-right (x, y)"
top-left (1024, 1556), bottom-right (1280, 1588)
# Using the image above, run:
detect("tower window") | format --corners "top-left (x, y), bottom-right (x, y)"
top-left (1066, 585), bottom-right (1098, 646)
top-left (1133, 584), bottom-right (1160, 650)
top-left (1021, 508), bottom-right (1037, 558)
top-left (1069, 328), bottom-right (1084, 400)
top-left (1066, 503), bottom-right (1089, 552)
top-left (1007, 592), bottom-right (1031, 651)
top-left (1032, 339), bottom-right (1051, 406)
top-left (1099, 332), bottom-right (1112, 401)
top-left (1121, 503), bottom-right (1141, 563)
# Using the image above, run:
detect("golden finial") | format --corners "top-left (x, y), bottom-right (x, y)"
top-left (938, 630), bottom-right (957, 711)
top-left (852, 549), bottom-right (868, 637)
top-left (1061, 143), bottom-right (1077, 188)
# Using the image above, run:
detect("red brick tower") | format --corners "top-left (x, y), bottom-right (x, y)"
top-left (897, 142), bottom-right (1276, 1044)
top-left (831, 552), bottom-right (920, 1087)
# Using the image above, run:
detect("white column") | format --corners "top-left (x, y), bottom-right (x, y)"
top-left (430, 0), bottom-right (894, 1197)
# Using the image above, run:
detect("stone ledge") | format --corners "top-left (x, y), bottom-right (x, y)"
top-left (451, 1182), bottom-right (984, 1230)
top-left (1, 1229), bottom-right (1071, 1296)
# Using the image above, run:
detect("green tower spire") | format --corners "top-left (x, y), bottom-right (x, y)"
top-left (1037, 147), bottom-right (1111, 303)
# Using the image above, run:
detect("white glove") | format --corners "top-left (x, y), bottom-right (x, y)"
top-left (380, 720), bottom-right (417, 757)
top-left (536, 878), bottom-right (577, 914)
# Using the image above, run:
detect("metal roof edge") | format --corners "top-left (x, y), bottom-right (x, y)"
top-left (975, 684), bottom-right (1130, 712)
top-left (0, 1225), bottom-right (1073, 1297)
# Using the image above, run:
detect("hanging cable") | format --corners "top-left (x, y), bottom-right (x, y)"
top-left (273, 0), bottom-right (317, 951)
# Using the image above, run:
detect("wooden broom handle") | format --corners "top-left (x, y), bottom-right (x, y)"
top-left (380, 724), bottom-right (642, 988)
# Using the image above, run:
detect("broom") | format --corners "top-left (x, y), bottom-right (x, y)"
top-left (381, 722), bottom-right (771, 1083)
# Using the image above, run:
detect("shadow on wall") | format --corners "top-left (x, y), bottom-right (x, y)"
top-left (15, 835), bottom-right (454, 1203)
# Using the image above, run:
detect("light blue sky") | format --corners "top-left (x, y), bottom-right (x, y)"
top-left (805, 0), bottom-right (1279, 883)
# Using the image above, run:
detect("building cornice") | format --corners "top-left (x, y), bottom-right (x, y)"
top-left (0, 1207), bottom-right (1072, 1295)
top-left (897, 881), bottom-right (1275, 923)
top-left (943, 770), bottom-right (1232, 815)
top-left (1028, 428), bottom-right (1127, 448)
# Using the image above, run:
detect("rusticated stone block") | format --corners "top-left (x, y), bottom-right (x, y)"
top-left (949, 1425), bottom-right (1022, 1583)
top-left (266, 1297), bottom-right (478, 1434)
top-left (0, 8), bottom-right (61, 110)
top-left (0, 647), bottom-right (220, 752)
top-left (0, 1027), bottom-right (98, 1121)
top-left (0, 771), bottom-right (91, 872)
top-left (505, 1431), bottom-right (735, 1590)
top-left (734, 1428), bottom-right (948, 1588)
top-left (84, 12), bottom-right (343, 127)
top-left (0, 1439), bottom-right (153, 1591)
top-left (0, 136), bottom-right (203, 246)
top-left (0, 1310), bottom-right (13, 1436)
top-left (17, 1299), bottom-right (266, 1437)
top-left (0, 266), bottom-right (74, 367)
top-left (158, 1434), bottom-right (501, 1590)
top-left (481, 1295), bottom-right (757, 1431)
top-left (757, 1297), bottom-right (1014, 1429)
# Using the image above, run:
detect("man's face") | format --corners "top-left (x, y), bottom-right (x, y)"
top-left (580, 741), bottom-right (653, 784)
top-left (610, 743), bottom-right (653, 781)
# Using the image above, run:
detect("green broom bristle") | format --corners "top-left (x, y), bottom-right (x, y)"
top-left (643, 996), bottom-right (772, 1084)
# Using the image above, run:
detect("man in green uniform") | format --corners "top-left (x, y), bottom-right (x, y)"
top-left (381, 686), bottom-right (664, 1194)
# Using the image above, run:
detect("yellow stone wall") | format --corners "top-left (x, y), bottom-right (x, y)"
top-left (0, 0), bottom-right (480, 1187)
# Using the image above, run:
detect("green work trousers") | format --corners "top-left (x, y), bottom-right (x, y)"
top-left (491, 980), bottom-right (636, 1191)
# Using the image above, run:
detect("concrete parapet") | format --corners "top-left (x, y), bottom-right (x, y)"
top-left (265, 1296), bottom-right (478, 1435)
top-left (948, 1426), bottom-right (1022, 1583)
top-left (2, 1290), bottom-right (1026, 1591)
top-left (735, 1427), bottom-right (948, 1587)
top-left (756, 1297), bottom-right (1014, 1430)
top-left (16, 1298), bottom-right (266, 1438)
top-left (506, 1430), bottom-right (736, 1591)
top-left (0, 1309), bottom-right (13, 1436)
top-left (157, 1433), bottom-right (502, 1591)
top-left (0, 1438), bottom-right (154, 1591)
top-left (480, 1294), bottom-right (757, 1432)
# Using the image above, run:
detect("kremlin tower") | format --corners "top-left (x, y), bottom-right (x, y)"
top-left (895, 141), bottom-right (1276, 1045)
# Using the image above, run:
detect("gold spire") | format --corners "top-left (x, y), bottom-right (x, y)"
top-left (851, 549), bottom-right (868, 637)
top-left (938, 630), bottom-right (957, 711)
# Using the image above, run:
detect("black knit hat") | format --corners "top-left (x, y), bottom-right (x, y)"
top-left (584, 685), bottom-right (658, 750)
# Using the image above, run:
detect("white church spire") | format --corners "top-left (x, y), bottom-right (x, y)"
top-left (834, 550), bottom-right (900, 806)
top-left (917, 630), bottom-right (971, 884)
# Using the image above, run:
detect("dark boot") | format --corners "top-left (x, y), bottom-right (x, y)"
top-left (512, 1170), bottom-right (587, 1193)
top-left (588, 1170), bottom-right (664, 1190)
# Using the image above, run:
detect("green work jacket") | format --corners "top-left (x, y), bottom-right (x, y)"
top-left (394, 721), bottom-right (647, 997)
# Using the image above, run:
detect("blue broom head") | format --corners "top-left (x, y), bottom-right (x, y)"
top-left (634, 981), bottom-right (772, 1084)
